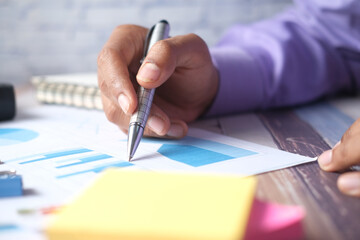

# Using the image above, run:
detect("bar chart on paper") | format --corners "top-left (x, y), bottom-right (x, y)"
top-left (136, 131), bottom-right (314, 176)
top-left (4, 135), bottom-right (259, 180)
top-left (5, 148), bottom-right (134, 179)
top-left (0, 105), bottom-right (318, 240)
top-left (145, 136), bottom-right (258, 167)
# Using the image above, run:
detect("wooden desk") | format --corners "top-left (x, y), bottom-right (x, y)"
top-left (191, 96), bottom-right (360, 240)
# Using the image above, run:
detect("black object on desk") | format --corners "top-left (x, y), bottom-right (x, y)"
top-left (0, 84), bottom-right (16, 121)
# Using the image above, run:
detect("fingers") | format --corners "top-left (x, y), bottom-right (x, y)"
top-left (97, 25), bottom-right (148, 115)
top-left (101, 94), bottom-right (129, 133)
top-left (97, 49), bottom-right (136, 115)
top-left (318, 118), bottom-right (360, 197)
top-left (136, 33), bottom-right (210, 89)
top-left (98, 26), bottom-right (209, 140)
top-left (102, 94), bottom-right (187, 139)
top-left (144, 117), bottom-right (188, 139)
top-left (318, 119), bottom-right (360, 171)
top-left (337, 171), bottom-right (360, 197)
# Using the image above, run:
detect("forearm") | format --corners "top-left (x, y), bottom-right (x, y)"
top-left (207, 2), bottom-right (360, 116)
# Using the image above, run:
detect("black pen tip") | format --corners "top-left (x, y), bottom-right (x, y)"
top-left (159, 19), bottom-right (169, 24)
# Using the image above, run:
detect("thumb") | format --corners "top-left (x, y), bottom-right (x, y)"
top-left (136, 33), bottom-right (209, 88)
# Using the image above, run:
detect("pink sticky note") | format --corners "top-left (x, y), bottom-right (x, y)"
top-left (244, 199), bottom-right (305, 240)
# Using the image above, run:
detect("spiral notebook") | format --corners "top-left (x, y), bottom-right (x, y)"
top-left (31, 73), bottom-right (103, 110)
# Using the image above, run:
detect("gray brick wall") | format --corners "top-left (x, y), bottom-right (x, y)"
top-left (0, 0), bottom-right (293, 85)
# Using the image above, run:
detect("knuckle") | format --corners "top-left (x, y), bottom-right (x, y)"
top-left (184, 33), bottom-right (210, 61)
top-left (354, 118), bottom-right (360, 129)
top-left (187, 33), bottom-right (202, 42)
top-left (97, 47), bottom-right (110, 67)
top-left (152, 40), bottom-right (173, 58)
top-left (114, 24), bottom-right (134, 33)
top-left (187, 33), bottom-right (206, 48)
top-left (333, 142), bottom-right (349, 165)
top-left (97, 47), bottom-right (117, 67)
top-left (98, 77), bottom-right (108, 92)
top-left (342, 127), bottom-right (353, 142)
top-left (114, 24), bottom-right (126, 31)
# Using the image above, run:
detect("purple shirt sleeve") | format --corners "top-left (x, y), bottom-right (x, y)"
top-left (207, 0), bottom-right (360, 116)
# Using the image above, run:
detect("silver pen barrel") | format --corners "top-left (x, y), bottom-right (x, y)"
top-left (129, 86), bottom-right (155, 129)
top-left (127, 20), bottom-right (170, 161)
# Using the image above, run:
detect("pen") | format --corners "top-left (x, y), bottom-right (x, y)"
top-left (127, 20), bottom-right (170, 161)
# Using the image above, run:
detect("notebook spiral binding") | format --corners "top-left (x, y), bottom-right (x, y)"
top-left (31, 73), bottom-right (103, 110)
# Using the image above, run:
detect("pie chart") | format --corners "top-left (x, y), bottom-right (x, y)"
top-left (0, 128), bottom-right (39, 146)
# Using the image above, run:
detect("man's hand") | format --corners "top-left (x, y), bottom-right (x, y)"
top-left (97, 25), bottom-right (218, 139)
top-left (318, 118), bottom-right (360, 197)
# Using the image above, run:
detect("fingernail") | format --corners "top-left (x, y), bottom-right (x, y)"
top-left (167, 123), bottom-right (184, 138)
top-left (318, 150), bottom-right (332, 168)
top-left (148, 115), bottom-right (165, 135)
top-left (118, 94), bottom-right (129, 114)
top-left (137, 62), bottom-right (160, 83)
top-left (338, 174), bottom-right (360, 196)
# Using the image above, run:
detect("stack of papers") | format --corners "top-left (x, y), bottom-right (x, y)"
top-left (0, 105), bottom-right (313, 239)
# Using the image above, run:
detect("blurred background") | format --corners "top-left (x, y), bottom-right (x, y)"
top-left (0, 0), bottom-right (293, 86)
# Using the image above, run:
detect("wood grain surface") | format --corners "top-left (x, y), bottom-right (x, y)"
top-left (194, 98), bottom-right (360, 239)
top-left (255, 109), bottom-right (360, 240)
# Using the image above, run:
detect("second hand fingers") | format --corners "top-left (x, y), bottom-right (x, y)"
top-left (319, 119), bottom-right (360, 171)
top-left (337, 171), bottom-right (360, 197)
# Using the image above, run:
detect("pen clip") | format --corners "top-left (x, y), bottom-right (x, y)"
top-left (140, 25), bottom-right (155, 65)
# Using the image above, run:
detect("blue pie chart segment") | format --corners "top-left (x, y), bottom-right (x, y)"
top-left (0, 128), bottom-right (39, 146)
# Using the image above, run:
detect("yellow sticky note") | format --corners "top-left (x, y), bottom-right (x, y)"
top-left (47, 170), bottom-right (257, 240)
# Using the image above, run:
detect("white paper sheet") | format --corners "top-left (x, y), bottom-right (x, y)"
top-left (0, 105), bottom-right (315, 239)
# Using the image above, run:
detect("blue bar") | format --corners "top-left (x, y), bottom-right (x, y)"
top-left (0, 224), bottom-right (19, 232)
top-left (20, 148), bottom-right (92, 164)
top-left (144, 136), bottom-right (258, 158)
top-left (56, 154), bottom-right (113, 169)
top-left (57, 161), bottom-right (133, 179)
top-left (158, 144), bottom-right (235, 167)
top-left (145, 136), bottom-right (258, 167)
